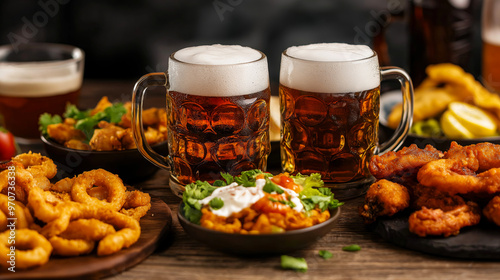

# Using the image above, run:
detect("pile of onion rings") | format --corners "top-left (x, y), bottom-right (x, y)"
top-left (0, 152), bottom-right (152, 270)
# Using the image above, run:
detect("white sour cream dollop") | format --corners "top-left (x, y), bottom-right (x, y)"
top-left (199, 178), bottom-right (303, 217)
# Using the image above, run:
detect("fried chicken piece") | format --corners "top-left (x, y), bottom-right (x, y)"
top-left (408, 201), bottom-right (481, 237)
top-left (483, 196), bottom-right (500, 226)
top-left (446, 141), bottom-right (500, 171)
top-left (417, 157), bottom-right (500, 196)
top-left (90, 96), bottom-right (112, 116)
top-left (359, 179), bottom-right (410, 224)
top-left (47, 122), bottom-right (86, 144)
top-left (64, 139), bottom-right (91, 150)
top-left (411, 185), bottom-right (466, 212)
top-left (369, 144), bottom-right (443, 182)
top-left (89, 121), bottom-right (124, 151)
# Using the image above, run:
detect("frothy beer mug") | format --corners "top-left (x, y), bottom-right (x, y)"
top-left (0, 43), bottom-right (84, 143)
top-left (279, 43), bottom-right (413, 199)
top-left (132, 45), bottom-right (271, 196)
top-left (482, 0), bottom-right (500, 93)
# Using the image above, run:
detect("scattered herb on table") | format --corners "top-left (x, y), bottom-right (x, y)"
top-left (342, 244), bottom-right (361, 252)
top-left (280, 255), bottom-right (308, 272)
top-left (319, 250), bottom-right (333, 259)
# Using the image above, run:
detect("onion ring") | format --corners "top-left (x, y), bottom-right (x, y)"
top-left (50, 177), bottom-right (75, 193)
top-left (0, 229), bottom-right (52, 269)
top-left (49, 236), bottom-right (95, 257)
top-left (12, 152), bottom-right (57, 190)
top-left (71, 169), bottom-right (126, 211)
top-left (60, 218), bottom-right (116, 241)
top-left (0, 194), bottom-right (34, 229)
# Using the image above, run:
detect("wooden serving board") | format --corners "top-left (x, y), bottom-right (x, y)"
top-left (1, 197), bottom-right (172, 279)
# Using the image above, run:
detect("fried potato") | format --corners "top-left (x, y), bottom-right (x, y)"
top-left (388, 63), bottom-right (500, 132)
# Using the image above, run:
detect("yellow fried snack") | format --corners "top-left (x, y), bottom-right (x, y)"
top-left (388, 63), bottom-right (500, 133)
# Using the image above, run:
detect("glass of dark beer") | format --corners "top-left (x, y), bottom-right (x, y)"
top-left (279, 43), bottom-right (413, 199)
top-left (0, 43), bottom-right (84, 143)
top-left (132, 45), bottom-right (271, 196)
top-left (482, 0), bottom-right (500, 93)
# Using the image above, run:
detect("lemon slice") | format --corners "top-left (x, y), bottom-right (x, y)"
top-left (448, 102), bottom-right (497, 137)
top-left (441, 110), bottom-right (474, 139)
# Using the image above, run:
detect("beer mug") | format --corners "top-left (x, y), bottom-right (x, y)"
top-left (0, 43), bottom-right (84, 143)
top-left (482, 0), bottom-right (500, 93)
top-left (279, 43), bottom-right (413, 199)
top-left (132, 45), bottom-right (271, 196)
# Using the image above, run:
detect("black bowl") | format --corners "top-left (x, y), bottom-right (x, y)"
top-left (41, 135), bottom-right (168, 183)
top-left (177, 202), bottom-right (341, 255)
top-left (379, 91), bottom-right (500, 151)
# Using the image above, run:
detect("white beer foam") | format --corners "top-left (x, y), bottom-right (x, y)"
top-left (280, 43), bottom-right (380, 93)
top-left (169, 45), bottom-right (269, 97)
top-left (483, 27), bottom-right (500, 46)
top-left (0, 63), bottom-right (82, 97)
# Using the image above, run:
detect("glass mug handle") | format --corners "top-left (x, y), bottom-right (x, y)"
top-left (377, 66), bottom-right (414, 154)
top-left (131, 72), bottom-right (170, 170)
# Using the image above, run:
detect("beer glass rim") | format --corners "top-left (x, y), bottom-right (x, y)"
top-left (169, 48), bottom-right (267, 67)
top-left (0, 43), bottom-right (84, 67)
top-left (282, 47), bottom-right (377, 64)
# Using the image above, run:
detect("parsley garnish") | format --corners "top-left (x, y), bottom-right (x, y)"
top-left (280, 255), bottom-right (308, 272)
top-left (342, 244), bottom-right (361, 252)
top-left (319, 250), bottom-right (333, 259)
top-left (262, 178), bottom-right (284, 194)
top-left (209, 197), bottom-right (224, 210)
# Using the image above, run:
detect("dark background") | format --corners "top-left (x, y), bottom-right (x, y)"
top-left (0, 0), bottom-right (484, 85)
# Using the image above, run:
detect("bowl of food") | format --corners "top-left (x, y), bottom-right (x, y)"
top-left (39, 96), bottom-right (168, 183)
top-left (380, 63), bottom-right (500, 151)
top-left (177, 170), bottom-right (342, 255)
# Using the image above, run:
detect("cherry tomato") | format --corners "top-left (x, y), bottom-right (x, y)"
top-left (271, 174), bottom-right (302, 193)
top-left (0, 127), bottom-right (17, 161)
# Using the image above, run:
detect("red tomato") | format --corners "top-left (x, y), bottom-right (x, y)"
top-left (0, 128), bottom-right (17, 161)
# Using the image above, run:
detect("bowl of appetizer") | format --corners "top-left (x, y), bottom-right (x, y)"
top-left (380, 63), bottom-right (500, 152)
top-left (39, 96), bottom-right (168, 183)
top-left (178, 170), bottom-right (342, 255)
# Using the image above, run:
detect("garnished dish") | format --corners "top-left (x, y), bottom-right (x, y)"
top-left (182, 170), bottom-right (342, 234)
top-left (360, 142), bottom-right (500, 237)
top-left (0, 152), bottom-right (152, 270)
top-left (386, 63), bottom-right (500, 139)
top-left (178, 170), bottom-right (342, 254)
top-left (39, 96), bottom-right (167, 151)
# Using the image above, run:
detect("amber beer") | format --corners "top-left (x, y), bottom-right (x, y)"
top-left (162, 45), bottom-right (270, 193)
top-left (0, 44), bottom-right (84, 142)
top-left (279, 43), bottom-right (413, 198)
top-left (482, 0), bottom-right (500, 93)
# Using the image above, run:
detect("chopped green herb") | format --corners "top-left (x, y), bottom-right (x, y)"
top-left (280, 255), bottom-right (308, 272)
top-left (182, 180), bottom-right (217, 224)
top-left (220, 173), bottom-right (234, 185)
top-left (38, 113), bottom-right (62, 136)
top-left (342, 244), bottom-right (361, 252)
top-left (209, 197), bottom-right (224, 210)
top-left (319, 250), bottom-right (333, 259)
top-left (262, 178), bottom-right (284, 194)
top-left (268, 197), bottom-right (296, 208)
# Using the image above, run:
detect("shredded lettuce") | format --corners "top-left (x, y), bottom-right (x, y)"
top-left (291, 173), bottom-right (324, 189)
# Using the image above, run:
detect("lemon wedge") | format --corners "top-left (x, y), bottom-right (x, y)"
top-left (440, 110), bottom-right (474, 139)
top-left (447, 102), bottom-right (497, 137)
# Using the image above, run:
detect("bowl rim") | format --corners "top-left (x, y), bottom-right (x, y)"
top-left (41, 134), bottom-right (168, 155)
top-left (177, 201), bottom-right (341, 238)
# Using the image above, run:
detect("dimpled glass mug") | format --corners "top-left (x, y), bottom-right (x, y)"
top-left (132, 45), bottom-right (271, 197)
top-left (279, 43), bottom-right (414, 199)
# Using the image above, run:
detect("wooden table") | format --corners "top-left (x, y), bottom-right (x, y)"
top-left (19, 80), bottom-right (500, 280)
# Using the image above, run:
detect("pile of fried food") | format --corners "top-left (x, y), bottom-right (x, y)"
top-left (360, 142), bottom-right (500, 237)
top-left (388, 63), bottom-right (500, 138)
top-left (42, 96), bottom-right (167, 151)
top-left (0, 152), bottom-right (151, 270)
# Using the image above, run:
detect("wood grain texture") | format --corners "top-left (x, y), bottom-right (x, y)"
top-left (7, 80), bottom-right (500, 280)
